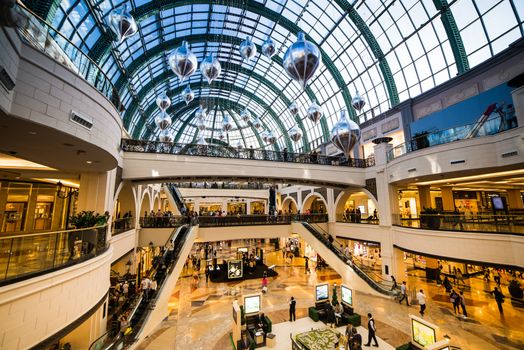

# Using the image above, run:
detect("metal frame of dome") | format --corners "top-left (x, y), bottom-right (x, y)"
top-left (28, 0), bottom-right (524, 152)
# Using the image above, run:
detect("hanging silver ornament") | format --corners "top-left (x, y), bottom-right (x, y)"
top-left (158, 129), bottom-right (174, 143)
top-left (181, 85), bottom-right (194, 105)
top-left (266, 130), bottom-right (277, 145)
top-left (239, 36), bottom-right (257, 61)
top-left (168, 41), bottom-right (197, 81)
top-left (252, 117), bottom-right (262, 129)
top-left (108, 5), bottom-right (138, 43)
top-left (331, 109), bottom-right (361, 158)
top-left (154, 111), bottom-right (172, 130)
top-left (235, 140), bottom-right (243, 150)
top-left (222, 113), bottom-right (233, 132)
top-left (262, 37), bottom-right (276, 58)
top-left (200, 53), bottom-right (221, 84)
top-left (307, 100), bottom-right (323, 123)
top-left (196, 136), bottom-right (208, 146)
top-left (282, 32), bottom-right (322, 89)
top-left (352, 91), bottom-right (366, 111)
top-left (195, 106), bottom-right (206, 121)
top-left (288, 101), bottom-right (299, 116)
top-left (240, 108), bottom-right (251, 122)
top-left (261, 130), bottom-right (269, 143)
top-left (218, 131), bottom-right (225, 141)
top-left (289, 125), bottom-right (302, 142)
top-left (196, 119), bottom-right (206, 131)
top-left (156, 92), bottom-right (171, 111)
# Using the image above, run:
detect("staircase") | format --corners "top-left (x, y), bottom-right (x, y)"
top-left (299, 222), bottom-right (398, 297)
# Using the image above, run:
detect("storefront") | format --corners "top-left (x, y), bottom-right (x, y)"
top-left (199, 202), bottom-right (223, 215)
top-left (250, 200), bottom-right (266, 214)
top-left (227, 201), bottom-right (247, 214)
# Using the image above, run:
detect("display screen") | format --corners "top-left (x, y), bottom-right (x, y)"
top-left (244, 295), bottom-right (261, 314)
top-left (491, 196), bottom-right (504, 210)
top-left (228, 260), bottom-right (243, 279)
top-left (411, 318), bottom-right (437, 348)
top-left (341, 285), bottom-right (352, 306)
top-left (315, 284), bottom-right (329, 302)
top-left (237, 247), bottom-right (248, 253)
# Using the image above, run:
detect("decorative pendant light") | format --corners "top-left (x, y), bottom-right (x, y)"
top-left (181, 85), bottom-right (194, 105)
top-left (196, 136), bottom-right (208, 146)
top-left (352, 91), bottom-right (366, 111)
top-left (218, 131), bottom-right (225, 141)
top-left (222, 113), bottom-right (233, 132)
top-left (261, 130), bottom-right (269, 143)
top-left (289, 125), bottom-right (302, 142)
top-left (195, 106), bottom-right (206, 121)
top-left (168, 41), bottom-right (197, 81)
top-left (156, 92), bottom-right (171, 111)
top-left (282, 32), bottom-right (321, 89)
top-left (288, 101), bottom-right (299, 116)
top-left (158, 129), bottom-right (174, 143)
top-left (240, 108), bottom-right (251, 122)
top-left (265, 130), bottom-right (277, 145)
top-left (252, 117), bottom-right (262, 129)
top-left (239, 36), bottom-right (257, 61)
top-left (108, 5), bottom-right (138, 43)
top-left (331, 109), bottom-right (361, 158)
top-left (262, 37), bottom-right (276, 58)
top-left (235, 140), bottom-right (243, 150)
top-left (154, 111), bottom-right (172, 130)
top-left (197, 119), bottom-right (206, 131)
top-left (307, 100), bottom-right (323, 123)
top-left (200, 53), bottom-right (221, 84)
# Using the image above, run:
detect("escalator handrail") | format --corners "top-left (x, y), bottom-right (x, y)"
top-left (301, 222), bottom-right (397, 296)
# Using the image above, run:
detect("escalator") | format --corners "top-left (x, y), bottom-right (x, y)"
top-left (296, 222), bottom-right (398, 297)
top-left (165, 183), bottom-right (187, 215)
top-left (89, 224), bottom-right (195, 350)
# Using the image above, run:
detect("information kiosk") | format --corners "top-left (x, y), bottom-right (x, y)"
top-left (409, 314), bottom-right (450, 349)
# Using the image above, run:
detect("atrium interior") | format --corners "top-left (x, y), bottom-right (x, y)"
top-left (0, 0), bottom-right (523, 349)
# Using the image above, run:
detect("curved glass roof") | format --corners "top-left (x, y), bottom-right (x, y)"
top-left (26, 0), bottom-right (524, 151)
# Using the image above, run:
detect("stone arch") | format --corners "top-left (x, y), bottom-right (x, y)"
top-left (334, 188), bottom-right (379, 221)
top-left (140, 190), bottom-right (152, 215)
top-left (302, 192), bottom-right (328, 214)
top-left (114, 181), bottom-right (136, 219)
top-left (281, 196), bottom-right (298, 214)
top-left (152, 192), bottom-right (161, 211)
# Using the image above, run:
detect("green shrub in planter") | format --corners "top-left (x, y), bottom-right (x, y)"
top-left (70, 211), bottom-right (108, 228)
top-left (509, 279), bottom-right (523, 299)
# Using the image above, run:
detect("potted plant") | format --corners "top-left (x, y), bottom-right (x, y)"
top-left (420, 207), bottom-right (441, 229)
top-left (70, 210), bottom-right (108, 228)
top-left (508, 279), bottom-right (523, 299)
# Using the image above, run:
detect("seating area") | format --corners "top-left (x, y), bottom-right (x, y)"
top-left (308, 302), bottom-right (361, 327)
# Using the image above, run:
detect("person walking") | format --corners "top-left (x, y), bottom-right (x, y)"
top-left (346, 324), bottom-right (355, 349)
top-left (491, 287), bottom-right (505, 314)
top-left (450, 289), bottom-right (460, 315)
top-left (364, 313), bottom-right (378, 347)
top-left (289, 296), bottom-right (296, 322)
top-left (399, 281), bottom-right (410, 306)
top-left (350, 327), bottom-right (363, 350)
top-left (262, 275), bottom-right (268, 294)
top-left (459, 291), bottom-right (468, 318)
top-left (390, 275), bottom-right (397, 291)
top-left (326, 304), bottom-right (336, 328)
top-left (122, 281), bottom-right (129, 297)
top-left (416, 289), bottom-right (427, 316)
top-left (304, 256), bottom-right (309, 274)
top-left (141, 277), bottom-right (151, 301)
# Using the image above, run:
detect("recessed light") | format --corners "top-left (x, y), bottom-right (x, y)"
top-left (86, 160), bottom-right (93, 164)
top-left (28, 131), bottom-right (37, 135)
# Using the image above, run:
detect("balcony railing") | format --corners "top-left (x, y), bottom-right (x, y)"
top-left (121, 139), bottom-right (374, 168)
top-left (16, 4), bottom-right (121, 110)
top-left (386, 115), bottom-right (518, 161)
top-left (335, 213), bottom-right (379, 225)
top-left (392, 213), bottom-right (524, 235)
top-left (0, 225), bottom-right (108, 285)
top-left (139, 216), bottom-right (188, 228)
top-left (111, 218), bottom-right (135, 236)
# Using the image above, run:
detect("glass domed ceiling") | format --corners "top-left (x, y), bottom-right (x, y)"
top-left (25, 0), bottom-right (524, 152)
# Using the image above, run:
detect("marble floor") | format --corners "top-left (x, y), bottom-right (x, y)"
top-left (137, 242), bottom-right (524, 350)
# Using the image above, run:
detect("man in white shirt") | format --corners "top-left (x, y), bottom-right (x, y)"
top-left (141, 277), bottom-right (151, 300)
top-left (416, 289), bottom-right (426, 316)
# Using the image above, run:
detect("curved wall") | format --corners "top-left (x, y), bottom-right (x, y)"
top-left (0, 248), bottom-right (112, 350)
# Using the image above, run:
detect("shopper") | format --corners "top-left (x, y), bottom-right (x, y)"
top-left (334, 302), bottom-right (344, 326)
top-left (350, 327), bottom-right (362, 350)
top-left (364, 313), bottom-right (378, 347)
top-left (416, 289), bottom-right (426, 316)
top-left (326, 304), bottom-right (336, 328)
top-left (346, 324), bottom-right (355, 347)
top-left (150, 279), bottom-right (157, 298)
top-left (304, 256), bottom-right (309, 274)
top-left (443, 276), bottom-right (452, 293)
top-left (141, 277), bottom-right (151, 300)
top-left (122, 281), bottom-right (129, 296)
top-left (399, 281), bottom-right (410, 306)
top-left (262, 275), bottom-right (268, 293)
top-left (459, 291), bottom-right (468, 318)
top-left (450, 289), bottom-right (460, 315)
top-left (289, 296), bottom-right (296, 322)
top-left (390, 275), bottom-right (397, 291)
top-left (491, 287), bottom-right (505, 314)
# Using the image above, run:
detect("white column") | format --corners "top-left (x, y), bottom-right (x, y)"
top-left (297, 188), bottom-right (303, 212)
top-left (327, 188), bottom-right (335, 223)
top-left (247, 200), bottom-right (252, 215)
top-left (77, 169), bottom-right (116, 214)
top-left (373, 142), bottom-right (394, 226)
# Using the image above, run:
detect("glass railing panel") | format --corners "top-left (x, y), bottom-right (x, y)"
top-left (335, 213), bottom-right (379, 225)
top-left (139, 216), bottom-right (187, 228)
top-left (0, 225), bottom-right (108, 285)
top-left (112, 218), bottom-right (136, 236)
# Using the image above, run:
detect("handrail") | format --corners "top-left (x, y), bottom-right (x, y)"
top-left (111, 218), bottom-right (135, 235)
top-left (121, 139), bottom-right (374, 168)
top-left (386, 114), bottom-right (517, 161)
top-left (15, 2), bottom-right (121, 110)
top-left (0, 225), bottom-right (108, 285)
top-left (0, 224), bottom-right (107, 240)
top-left (301, 222), bottom-right (397, 296)
top-left (335, 213), bottom-right (379, 225)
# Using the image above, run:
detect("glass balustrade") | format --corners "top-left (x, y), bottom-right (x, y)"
top-left (111, 218), bottom-right (135, 236)
top-left (335, 213), bottom-right (379, 225)
top-left (0, 225), bottom-right (108, 284)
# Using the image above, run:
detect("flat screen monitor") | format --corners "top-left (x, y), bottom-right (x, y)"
top-left (411, 317), bottom-right (437, 348)
top-left (341, 285), bottom-right (353, 306)
top-left (491, 196), bottom-right (505, 210)
top-left (237, 247), bottom-right (248, 253)
top-left (228, 260), bottom-right (243, 279)
top-left (315, 283), bottom-right (329, 302)
top-left (244, 295), bottom-right (261, 315)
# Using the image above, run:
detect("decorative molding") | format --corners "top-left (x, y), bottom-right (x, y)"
top-left (381, 118), bottom-right (399, 134)
top-left (362, 128), bottom-right (377, 141)
top-left (443, 84), bottom-right (478, 108)
top-left (415, 100), bottom-right (442, 119)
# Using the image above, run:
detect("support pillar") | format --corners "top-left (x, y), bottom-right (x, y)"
top-left (425, 257), bottom-right (439, 281)
top-left (77, 170), bottom-right (116, 214)
top-left (327, 188), bottom-right (335, 223)
top-left (441, 187), bottom-right (455, 211)
top-left (418, 185), bottom-right (431, 210)
top-left (297, 188), bottom-right (303, 213)
top-left (507, 189), bottom-right (524, 209)
top-left (392, 247), bottom-right (406, 282)
top-left (373, 142), bottom-right (394, 226)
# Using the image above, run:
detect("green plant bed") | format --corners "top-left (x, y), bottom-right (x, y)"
top-left (395, 343), bottom-right (411, 350)
top-left (308, 306), bottom-right (319, 322)
top-left (346, 313), bottom-right (361, 327)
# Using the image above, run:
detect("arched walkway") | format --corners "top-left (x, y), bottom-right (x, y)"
top-left (281, 196), bottom-right (298, 214)
top-left (335, 189), bottom-right (378, 223)
top-left (302, 193), bottom-right (327, 214)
